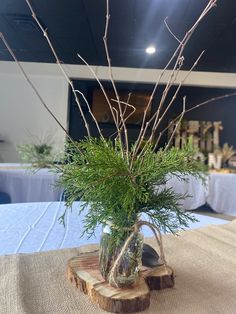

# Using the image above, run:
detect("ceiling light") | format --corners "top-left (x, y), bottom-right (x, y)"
top-left (145, 46), bottom-right (156, 54)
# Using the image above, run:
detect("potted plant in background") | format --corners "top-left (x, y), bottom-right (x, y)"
top-left (17, 142), bottom-right (53, 169)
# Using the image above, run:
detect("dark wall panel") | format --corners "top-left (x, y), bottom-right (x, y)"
top-left (69, 80), bottom-right (236, 149)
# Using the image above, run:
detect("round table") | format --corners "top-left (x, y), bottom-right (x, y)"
top-left (0, 163), bottom-right (62, 203)
top-left (0, 201), bottom-right (227, 256)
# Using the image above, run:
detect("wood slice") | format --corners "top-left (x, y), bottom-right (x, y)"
top-left (142, 264), bottom-right (175, 290)
top-left (67, 250), bottom-right (174, 313)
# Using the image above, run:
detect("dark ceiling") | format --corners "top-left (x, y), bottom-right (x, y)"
top-left (0, 0), bottom-right (236, 72)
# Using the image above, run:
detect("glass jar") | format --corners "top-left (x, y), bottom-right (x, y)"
top-left (99, 225), bottom-right (143, 288)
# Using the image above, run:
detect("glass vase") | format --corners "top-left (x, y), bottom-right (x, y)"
top-left (99, 226), bottom-right (143, 288)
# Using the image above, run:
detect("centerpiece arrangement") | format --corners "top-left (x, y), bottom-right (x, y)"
top-left (1, 0), bottom-right (226, 312)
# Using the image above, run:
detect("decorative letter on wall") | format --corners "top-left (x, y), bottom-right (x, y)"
top-left (208, 153), bottom-right (222, 170)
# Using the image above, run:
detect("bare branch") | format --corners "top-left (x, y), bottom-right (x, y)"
top-left (25, 0), bottom-right (104, 138)
top-left (150, 52), bottom-right (187, 139)
top-left (77, 53), bottom-right (120, 134)
top-left (112, 106), bottom-right (119, 126)
top-left (136, 50), bottom-right (204, 160)
top-left (164, 96), bottom-right (186, 150)
top-left (109, 99), bottom-right (136, 139)
top-left (164, 17), bottom-right (181, 44)
top-left (121, 93), bottom-right (132, 121)
top-left (0, 33), bottom-right (74, 143)
top-left (74, 90), bottom-right (102, 136)
top-left (132, 0), bottom-right (217, 161)
top-left (111, 98), bottom-right (136, 120)
top-left (151, 50), bottom-right (205, 140)
top-left (110, 98), bottom-right (137, 150)
top-left (185, 92), bottom-right (236, 115)
top-left (103, 0), bottom-right (128, 155)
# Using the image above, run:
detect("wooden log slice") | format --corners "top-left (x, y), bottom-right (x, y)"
top-left (67, 250), bottom-right (174, 313)
top-left (142, 264), bottom-right (175, 290)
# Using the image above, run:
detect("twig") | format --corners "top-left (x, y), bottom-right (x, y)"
top-left (74, 89), bottom-right (103, 136)
top-left (164, 96), bottom-right (186, 150)
top-left (103, 0), bottom-right (128, 155)
top-left (109, 98), bottom-right (136, 139)
top-left (116, 93), bottom-right (132, 127)
top-left (132, 0), bottom-right (217, 161)
top-left (77, 53), bottom-right (120, 133)
top-left (148, 53), bottom-right (187, 143)
top-left (111, 98), bottom-right (136, 121)
top-left (0, 33), bottom-right (74, 143)
top-left (137, 50), bottom-right (204, 159)
top-left (151, 51), bottom-right (205, 141)
top-left (150, 0), bottom-right (216, 132)
top-left (112, 106), bottom-right (119, 126)
top-left (25, 0), bottom-right (103, 138)
top-left (123, 93), bottom-right (132, 119)
top-left (164, 17), bottom-right (181, 44)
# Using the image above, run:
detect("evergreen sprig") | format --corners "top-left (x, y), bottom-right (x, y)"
top-left (57, 138), bottom-right (205, 240)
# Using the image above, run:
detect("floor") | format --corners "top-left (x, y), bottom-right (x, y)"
top-left (191, 204), bottom-right (236, 221)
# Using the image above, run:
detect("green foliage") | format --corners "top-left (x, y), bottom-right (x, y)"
top-left (17, 143), bottom-right (53, 168)
top-left (57, 138), bottom-right (206, 239)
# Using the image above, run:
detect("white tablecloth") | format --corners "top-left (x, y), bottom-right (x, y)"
top-left (0, 163), bottom-right (62, 203)
top-left (169, 173), bottom-right (236, 216)
top-left (0, 201), bottom-right (227, 256)
top-left (166, 174), bottom-right (207, 210)
top-left (1, 163), bottom-right (235, 216)
top-left (207, 173), bottom-right (236, 216)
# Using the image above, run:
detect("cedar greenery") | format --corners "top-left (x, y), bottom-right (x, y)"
top-left (57, 138), bottom-right (205, 240)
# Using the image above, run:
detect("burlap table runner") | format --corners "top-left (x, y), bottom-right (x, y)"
top-left (1, 221), bottom-right (236, 314)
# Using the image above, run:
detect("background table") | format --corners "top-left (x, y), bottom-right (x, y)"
top-left (166, 174), bottom-right (207, 210)
top-left (169, 173), bottom-right (236, 216)
top-left (0, 201), bottom-right (227, 256)
top-left (1, 163), bottom-right (236, 216)
top-left (0, 163), bottom-right (62, 203)
top-left (207, 172), bottom-right (236, 215)
top-left (0, 164), bottom-right (206, 209)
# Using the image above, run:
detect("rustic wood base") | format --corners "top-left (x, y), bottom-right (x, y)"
top-left (67, 250), bottom-right (174, 313)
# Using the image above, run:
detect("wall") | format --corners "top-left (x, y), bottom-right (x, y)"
top-left (0, 63), bottom-right (69, 162)
top-left (1, 61), bottom-right (236, 162)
